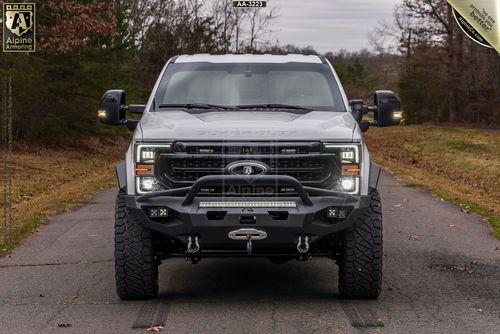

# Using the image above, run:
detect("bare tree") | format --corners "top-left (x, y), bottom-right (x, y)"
top-left (247, 7), bottom-right (276, 52)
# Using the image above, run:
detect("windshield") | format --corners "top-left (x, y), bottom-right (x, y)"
top-left (154, 62), bottom-right (346, 112)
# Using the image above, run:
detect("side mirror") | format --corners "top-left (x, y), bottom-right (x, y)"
top-left (98, 89), bottom-right (126, 125)
top-left (373, 90), bottom-right (402, 127)
top-left (98, 90), bottom-right (145, 130)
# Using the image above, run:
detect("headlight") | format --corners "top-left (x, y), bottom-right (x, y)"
top-left (135, 143), bottom-right (172, 194)
top-left (323, 144), bottom-right (360, 163)
top-left (323, 143), bottom-right (361, 194)
top-left (136, 143), bottom-right (172, 163)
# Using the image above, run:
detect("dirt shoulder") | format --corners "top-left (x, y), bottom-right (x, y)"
top-left (365, 124), bottom-right (499, 237)
top-left (0, 139), bottom-right (127, 255)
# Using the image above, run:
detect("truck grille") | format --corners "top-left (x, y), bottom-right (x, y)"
top-left (155, 142), bottom-right (340, 190)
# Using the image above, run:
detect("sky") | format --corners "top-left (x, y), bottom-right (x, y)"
top-left (267, 0), bottom-right (401, 53)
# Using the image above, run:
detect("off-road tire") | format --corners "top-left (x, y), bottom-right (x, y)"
top-left (338, 189), bottom-right (382, 299)
top-left (115, 188), bottom-right (159, 300)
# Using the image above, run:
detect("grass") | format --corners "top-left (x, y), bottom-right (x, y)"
top-left (365, 124), bottom-right (500, 238)
top-left (1, 124), bottom-right (498, 258)
top-left (0, 138), bottom-right (127, 257)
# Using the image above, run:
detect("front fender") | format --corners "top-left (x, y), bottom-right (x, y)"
top-left (369, 162), bottom-right (381, 189)
top-left (116, 162), bottom-right (127, 190)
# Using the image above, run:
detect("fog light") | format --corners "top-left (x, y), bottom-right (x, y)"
top-left (325, 206), bottom-right (353, 221)
top-left (146, 207), bottom-right (169, 218)
top-left (327, 207), bottom-right (338, 218)
top-left (148, 208), bottom-right (159, 217)
top-left (158, 207), bottom-right (169, 217)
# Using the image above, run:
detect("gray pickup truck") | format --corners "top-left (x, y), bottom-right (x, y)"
top-left (98, 54), bottom-right (401, 300)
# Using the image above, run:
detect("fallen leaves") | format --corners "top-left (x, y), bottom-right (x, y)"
top-left (408, 235), bottom-right (419, 241)
top-left (453, 264), bottom-right (473, 273)
top-left (459, 204), bottom-right (471, 214)
top-left (147, 325), bottom-right (164, 332)
top-left (365, 126), bottom-right (499, 237)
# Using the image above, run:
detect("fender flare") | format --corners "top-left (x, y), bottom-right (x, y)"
top-left (116, 161), bottom-right (127, 190)
top-left (369, 161), bottom-right (381, 189)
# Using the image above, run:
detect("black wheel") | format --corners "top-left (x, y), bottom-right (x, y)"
top-left (115, 188), bottom-right (159, 300)
top-left (338, 189), bottom-right (383, 299)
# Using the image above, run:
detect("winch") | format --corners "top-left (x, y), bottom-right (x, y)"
top-left (228, 228), bottom-right (268, 254)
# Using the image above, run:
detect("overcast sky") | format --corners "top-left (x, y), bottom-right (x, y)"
top-left (267, 0), bottom-right (400, 53)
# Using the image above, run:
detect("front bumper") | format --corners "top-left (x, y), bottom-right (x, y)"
top-left (124, 175), bottom-right (370, 255)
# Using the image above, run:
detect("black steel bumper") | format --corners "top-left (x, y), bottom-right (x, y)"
top-left (124, 175), bottom-right (370, 254)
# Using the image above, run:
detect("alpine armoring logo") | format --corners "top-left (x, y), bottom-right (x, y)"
top-left (2, 3), bottom-right (36, 52)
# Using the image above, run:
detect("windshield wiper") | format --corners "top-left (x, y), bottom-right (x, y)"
top-left (236, 104), bottom-right (313, 111)
top-left (158, 103), bottom-right (239, 110)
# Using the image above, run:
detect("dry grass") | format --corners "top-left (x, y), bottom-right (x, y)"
top-left (1, 125), bottom-right (498, 256)
top-left (365, 124), bottom-right (499, 237)
top-left (0, 138), bottom-right (127, 255)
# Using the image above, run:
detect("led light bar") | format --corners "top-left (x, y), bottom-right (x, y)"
top-left (199, 201), bottom-right (297, 208)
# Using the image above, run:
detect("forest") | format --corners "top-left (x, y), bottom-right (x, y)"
top-left (0, 0), bottom-right (499, 145)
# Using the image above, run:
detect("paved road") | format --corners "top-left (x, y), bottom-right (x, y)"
top-left (1, 173), bottom-right (499, 334)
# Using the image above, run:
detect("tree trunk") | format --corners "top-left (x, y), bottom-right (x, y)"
top-left (447, 4), bottom-right (457, 122)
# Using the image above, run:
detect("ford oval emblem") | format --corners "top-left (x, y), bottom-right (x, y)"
top-left (226, 161), bottom-right (269, 176)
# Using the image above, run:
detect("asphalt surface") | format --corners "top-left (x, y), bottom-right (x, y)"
top-left (0, 172), bottom-right (499, 334)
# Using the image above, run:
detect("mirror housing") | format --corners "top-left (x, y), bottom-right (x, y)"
top-left (98, 90), bottom-right (145, 130)
top-left (98, 90), bottom-right (126, 125)
top-left (373, 90), bottom-right (401, 127)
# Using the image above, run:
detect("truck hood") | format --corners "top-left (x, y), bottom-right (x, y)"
top-left (137, 110), bottom-right (358, 142)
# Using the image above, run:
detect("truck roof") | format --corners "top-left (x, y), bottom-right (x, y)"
top-left (175, 54), bottom-right (323, 64)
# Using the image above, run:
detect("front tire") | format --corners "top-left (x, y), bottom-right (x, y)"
top-left (115, 188), bottom-right (159, 300)
top-left (338, 189), bottom-right (383, 299)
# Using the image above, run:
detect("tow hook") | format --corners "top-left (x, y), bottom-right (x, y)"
top-left (187, 235), bottom-right (200, 253)
top-left (297, 235), bottom-right (309, 254)
top-left (228, 228), bottom-right (267, 255)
